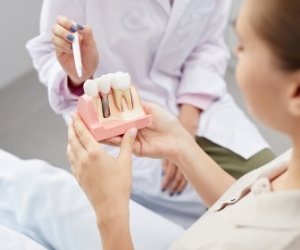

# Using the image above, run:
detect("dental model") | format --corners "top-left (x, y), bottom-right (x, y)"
top-left (83, 79), bottom-right (99, 114)
top-left (95, 74), bottom-right (111, 118)
top-left (111, 72), bottom-right (133, 111)
top-left (77, 72), bottom-right (151, 141)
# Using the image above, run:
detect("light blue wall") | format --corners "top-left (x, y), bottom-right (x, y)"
top-left (0, 0), bottom-right (43, 90)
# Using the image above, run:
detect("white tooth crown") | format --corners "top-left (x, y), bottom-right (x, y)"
top-left (83, 79), bottom-right (98, 97)
top-left (95, 75), bottom-right (111, 94)
top-left (111, 72), bottom-right (131, 90)
top-left (111, 72), bottom-right (133, 111)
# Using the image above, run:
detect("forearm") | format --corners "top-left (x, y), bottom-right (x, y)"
top-left (98, 215), bottom-right (133, 250)
top-left (172, 129), bottom-right (235, 208)
top-left (96, 200), bottom-right (133, 250)
top-left (179, 104), bottom-right (202, 135)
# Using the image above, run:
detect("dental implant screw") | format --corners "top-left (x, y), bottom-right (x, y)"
top-left (100, 93), bottom-right (110, 118)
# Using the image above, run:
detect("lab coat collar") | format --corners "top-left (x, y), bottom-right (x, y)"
top-left (155, 0), bottom-right (191, 18)
top-left (151, 0), bottom-right (192, 72)
top-left (156, 0), bottom-right (171, 15)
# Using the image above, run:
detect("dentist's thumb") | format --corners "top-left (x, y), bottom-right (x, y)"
top-left (119, 128), bottom-right (137, 162)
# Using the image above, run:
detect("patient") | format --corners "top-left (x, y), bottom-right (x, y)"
top-left (67, 0), bottom-right (300, 249)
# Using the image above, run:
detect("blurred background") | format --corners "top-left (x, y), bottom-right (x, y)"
top-left (0, 0), bottom-right (291, 172)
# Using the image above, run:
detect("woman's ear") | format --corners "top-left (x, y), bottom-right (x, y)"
top-left (287, 79), bottom-right (300, 117)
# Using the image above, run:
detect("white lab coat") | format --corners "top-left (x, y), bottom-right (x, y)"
top-left (26, 0), bottom-right (269, 228)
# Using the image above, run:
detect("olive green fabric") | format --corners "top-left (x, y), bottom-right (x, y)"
top-left (196, 137), bottom-right (276, 180)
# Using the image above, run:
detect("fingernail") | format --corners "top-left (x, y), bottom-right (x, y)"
top-left (169, 193), bottom-right (174, 197)
top-left (129, 128), bottom-right (137, 138)
top-left (67, 34), bottom-right (74, 41)
top-left (70, 25), bottom-right (77, 32)
top-left (161, 170), bottom-right (165, 176)
top-left (161, 188), bottom-right (166, 192)
top-left (77, 24), bottom-right (84, 30)
top-left (177, 191), bottom-right (181, 195)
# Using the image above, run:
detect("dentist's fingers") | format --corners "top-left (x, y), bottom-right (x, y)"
top-left (76, 25), bottom-right (94, 41)
top-left (161, 160), bottom-right (176, 191)
top-left (51, 34), bottom-right (73, 54)
top-left (52, 16), bottom-right (80, 54)
top-left (177, 178), bottom-right (188, 194)
top-left (168, 170), bottom-right (187, 195)
top-left (56, 15), bottom-right (93, 44)
top-left (56, 15), bottom-right (77, 34)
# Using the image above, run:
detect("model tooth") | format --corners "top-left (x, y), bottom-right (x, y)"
top-left (106, 73), bottom-right (115, 82)
top-left (111, 72), bottom-right (132, 111)
top-left (83, 79), bottom-right (98, 97)
top-left (83, 79), bottom-right (99, 115)
top-left (113, 89), bottom-right (123, 111)
top-left (123, 89), bottom-right (133, 110)
top-left (95, 75), bottom-right (111, 94)
top-left (95, 75), bottom-right (112, 118)
top-left (111, 72), bottom-right (130, 90)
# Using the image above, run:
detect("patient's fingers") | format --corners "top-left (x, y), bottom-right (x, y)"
top-left (66, 143), bottom-right (73, 160)
top-left (72, 113), bottom-right (100, 151)
top-left (70, 165), bottom-right (78, 179)
top-left (67, 122), bottom-right (87, 161)
top-left (118, 128), bottom-right (137, 164)
top-left (104, 136), bottom-right (123, 146)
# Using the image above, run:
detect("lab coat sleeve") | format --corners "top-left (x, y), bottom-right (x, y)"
top-left (177, 0), bottom-right (232, 111)
top-left (26, 0), bottom-right (86, 115)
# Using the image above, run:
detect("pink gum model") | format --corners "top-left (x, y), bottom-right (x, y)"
top-left (77, 85), bottom-right (151, 141)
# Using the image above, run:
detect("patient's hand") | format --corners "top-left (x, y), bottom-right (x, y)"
top-left (66, 113), bottom-right (137, 223)
top-left (106, 101), bottom-right (187, 162)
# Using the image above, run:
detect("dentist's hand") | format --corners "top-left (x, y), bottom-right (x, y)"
top-left (51, 15), bottom-right (99, 86)
top-left (161, 159), bottom-right (187, 196)
top-left (161, 104), bottom-right (201, 196)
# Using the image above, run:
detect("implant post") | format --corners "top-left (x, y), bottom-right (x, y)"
top-left (95, 74), bottom-right (112, 118)
top-left (100, 93), bottom-right (110, 118)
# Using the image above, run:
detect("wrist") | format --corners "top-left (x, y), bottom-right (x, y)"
top-left (95, 197), bottom-right (130, 225)
top-left (97, 206), bottom-right (133, 250)
top-left (97, 208), bottom-right (130, 228)
top-left (68, 75), bottom-right (85, 87)
top-left (68, 75), bottom-right (95, 96)
top-left (68, 79), bottom-right (84, 96)
top-left (168, 126), bottom-right (194, 164)
top-left (179, 104), bottom-right (201, 136)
